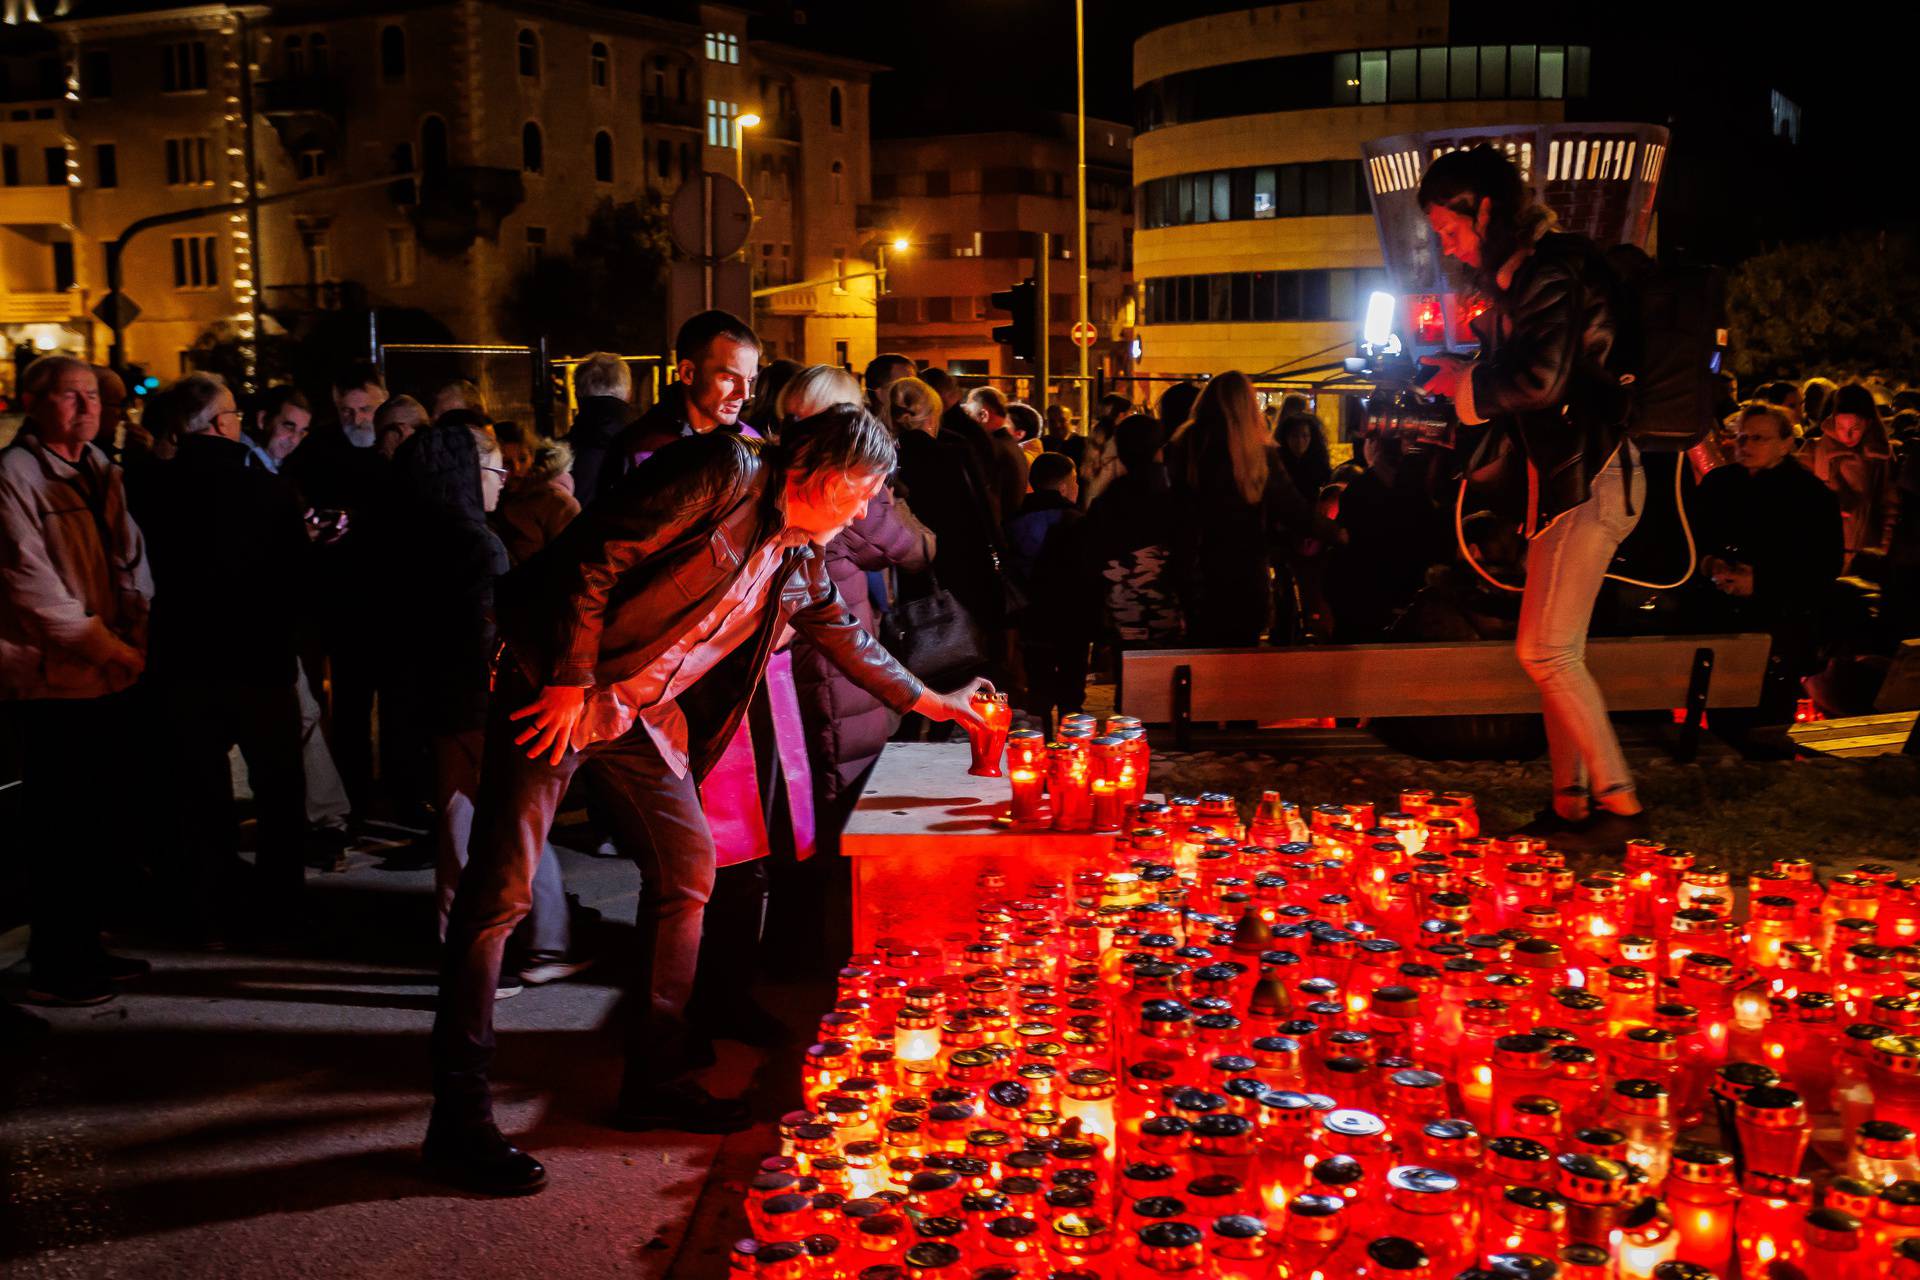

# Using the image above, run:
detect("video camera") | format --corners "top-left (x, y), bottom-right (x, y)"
top-left (1345, 290), bottom-right (1460, 451)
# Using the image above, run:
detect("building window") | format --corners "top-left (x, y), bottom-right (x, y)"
top-left (170, 234), bottom-right (219, 290)
top-left (1771, 89), bottom-right (1802, 143)
top-left (0, 146), bottom-right (16, 187)
top-left (656, 139), bottom-right (671, 180)
top-left (679, 142), bottom-right (692, 178)
top-left (521, 121), bottom-right (543, 174)
top-left (161, 41), bottom-right (208, 93)
top-left (298, 148), bottom-right (327, 180)
top-left (517, 29), bottom-right (539, 80)
top-left (284, 35), bottom-right (303, 77)
top-left (380, 26), bottom-right (406, 81)
top-left (42, 146), bottom-right (63, 186)
top-left (1139, 268), bottom-right (1383, 325)
top-left (1140, 160), bottom-right (1369, 230)
top-left (829, 85), bottom-right (843, 129)
top-left (832, 248), bottom-right (846, 292)
top-left (164, 136), bottom-right (212, 186)
top-left (94, 143), bottom-right (117, 188)
top-left (590, 41), bottom-right (609, 88)
top-left (706, 99), bottom-right (739, 147)
top-left (704, 31), bottom-right (740, 64)
top-left (53, 242), bottom-right (75, 291)
top-left (385, 226), bottom-right (416, 285)
top-left (830, 160), bottom-right (844, 204)
top-left (81, 49), bottom-right (112, 99)
top-left (594, 130), bottom-right (613, 183)
top-left (308, 33), bottom-right (330, 75)
top-left (524, 226), bottom-right (546, 273)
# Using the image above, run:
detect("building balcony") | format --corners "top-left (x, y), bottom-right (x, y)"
top-left (0, 184), bottom-right (76, 227)
top-left (0, 287), bottom-right (86, 324)
top-left (259, 76), bottom-right (345, 159)
top-left (759, 112), bottom-right (800, 143)
top-left (643, 95), bottom-right (702, 131)
top-left (758, 285), bottom-right (829, 317)
top-left (855, 201), bottom-right (898, 233)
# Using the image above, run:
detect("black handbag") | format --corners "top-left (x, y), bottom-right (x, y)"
top-left (881, 573), bottom-right (987, 685)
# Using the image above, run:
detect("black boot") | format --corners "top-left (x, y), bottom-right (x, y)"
top-left (422, 1121), bottom-right (547, 1195)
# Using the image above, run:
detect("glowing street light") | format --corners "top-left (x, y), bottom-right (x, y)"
top-left (734, 111), bottom-right (761, 186)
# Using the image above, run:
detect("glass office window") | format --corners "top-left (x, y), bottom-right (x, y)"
top-left (1332, 51), bottom-right (1359, 105)
top-left (1510, 45), bottom-right (1536, 97)
top-left (1212, 172), bottom-right (1232, 222)
top-left (1539, 46), bottom-right (1565, 99)
top-left (1359, 50), bottom-right (1387, 104)
top-left (1450, 46), bottom-right (1476, 99)
top-left (1253, 167), bottom-right (1275, 217)
top-left (1568, 45), bottom-right (1589, 97)
top-left (1480, 45), bottom-right (1507, 97)
top-left (1420, 47), bottom-right (1447, 98)
top-left (1303, 163), bottom-right (1329, 215)
top-left (1301, 270), bottom-right (1329, 319)
top-left (1278, 164), bottom-right (1302, 216)
top-left (1389, 48), bottom-right (1418, 101)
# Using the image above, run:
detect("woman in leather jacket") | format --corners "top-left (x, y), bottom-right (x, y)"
top-left (1417, 145), bottom-right (1649, 850)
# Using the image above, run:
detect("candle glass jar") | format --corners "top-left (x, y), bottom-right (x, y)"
top-left (966, 691), bottom-right (1011, 777)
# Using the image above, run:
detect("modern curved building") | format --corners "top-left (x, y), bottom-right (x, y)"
top-left (1131, 1), bottom-right (1588, 384)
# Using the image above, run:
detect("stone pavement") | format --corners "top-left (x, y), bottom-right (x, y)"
top-left (0, 834), bottom-right (795, 1280)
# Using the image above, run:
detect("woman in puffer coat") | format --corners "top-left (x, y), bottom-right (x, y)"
top-left (785, 370), bottom-right (937, 832)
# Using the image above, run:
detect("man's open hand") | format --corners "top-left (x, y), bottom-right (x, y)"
top-left (511, 684), bottom-right (587, 765)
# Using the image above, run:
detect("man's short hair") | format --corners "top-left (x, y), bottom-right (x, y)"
top-left (21, 354), bottom-right (95, 398)
top-left (376, 394), bottom-right (427, 427)
top-left (174, 371), bottom-right (229, 434)
top-left (674, 309), bottom-right (760, 364)
top-left (966, 385), bottom-right (1008, 418)
top-left (248, 385), bottom-right (310, 440)
top-left (435, 379), bottom-right (486, 414)
top-left (1028, 452), bottom-right (1075, 492)
top-left (573, 352), bottom-right (632, 400)
top-left (919, 366), bottom-right (956, 399)
top-left (1736, 401), bottom-right (1795, 441)
top-left (331, 361), bottom-right (385, 397)
top-left (863, 352), bottom-right (914, 392)
top-left (782, 403), bottom-right (897, 486)
top-left (1006, 402), bottom-right (1042, 442)
top-left (1097, 392), bottom-right (1132, 419)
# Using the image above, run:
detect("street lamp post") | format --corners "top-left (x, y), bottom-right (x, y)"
top-left (734, 111), bottom-right (761, 188)
top-left (1074, 0), bottom-right (1090, 431)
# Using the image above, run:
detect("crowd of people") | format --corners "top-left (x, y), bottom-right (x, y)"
top-left (3, 287), bottom-right (1916, 1182)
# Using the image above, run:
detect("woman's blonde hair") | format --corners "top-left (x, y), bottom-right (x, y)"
top-left (1185, 371), bottom-right (1269, 505)
top-left (886, 376), bottom-right (941, 436)
top-left (778, 364), bottom-right (861, 421)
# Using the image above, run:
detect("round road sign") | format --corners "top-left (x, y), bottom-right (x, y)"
top-left (1071, 321), bottom-right (1098, 347)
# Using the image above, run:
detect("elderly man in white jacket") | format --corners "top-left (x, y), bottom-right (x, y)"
top-left (0, 354), bottom-right (155, 1007)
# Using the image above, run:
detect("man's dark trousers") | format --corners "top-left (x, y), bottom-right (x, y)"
top-left (18, 691), bottom-right (136, 975)
top-left (163, 679), bottom-right (306, 919)
top-left (430, 668), bottom-right (715, 1128)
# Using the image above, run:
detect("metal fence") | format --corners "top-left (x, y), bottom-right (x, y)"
top-left (375, 340), bottom-right (670, 435)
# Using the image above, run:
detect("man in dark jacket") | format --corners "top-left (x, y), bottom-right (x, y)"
top-left (599, 310), bottom-right (757, 500)
top-left (140, 373), bottom-right (309, 936)
top-left (283, 362), bottom-right (398, 824)
top-left (427, 409), bottom-right (988, 1195)
top-left (562, 352), bottom-right (633, 505)
top-left (1690, 402), bottom-right (1844, 725)
top-left (1005, 453), bottom-right (1093, 730)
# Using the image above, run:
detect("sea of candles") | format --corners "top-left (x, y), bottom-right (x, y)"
top-left (733, 724), bottom-right (1920, 1278)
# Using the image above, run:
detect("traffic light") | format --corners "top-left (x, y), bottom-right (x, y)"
top-left (989, 278), bottom-right (1039, 364)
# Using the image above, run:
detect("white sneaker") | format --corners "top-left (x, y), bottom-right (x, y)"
top-left (495, 983), bottom-right (523, 1000)
top-left (519, 957), bottom-right (596, 987)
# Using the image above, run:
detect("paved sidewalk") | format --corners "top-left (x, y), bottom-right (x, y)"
top-left (0, 841), bottom-right (774, 1280)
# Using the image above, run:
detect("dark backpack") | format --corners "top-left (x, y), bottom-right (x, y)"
top-left (1603, 244), bottom-right (1727, 452)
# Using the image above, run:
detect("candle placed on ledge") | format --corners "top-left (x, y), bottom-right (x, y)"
top-left (1005, 730), bottom-right (1046, 824)
top-left (967, 690), bottom-right (1012, 777)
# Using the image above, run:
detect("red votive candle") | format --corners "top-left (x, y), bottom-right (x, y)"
top-left (966, 691), bottom-right (1011, 777)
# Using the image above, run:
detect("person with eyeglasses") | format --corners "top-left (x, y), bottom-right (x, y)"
top-left (1, 355), bottom-right (155, 1006)
top-left (1689, 401), bottom-right (1844, 734)
top-left (133, 372), bottom-right (312, 950)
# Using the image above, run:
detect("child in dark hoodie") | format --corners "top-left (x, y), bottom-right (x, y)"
top-left (1005, 452), bottom-right (1095, 731)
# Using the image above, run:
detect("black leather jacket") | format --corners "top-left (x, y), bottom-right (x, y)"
top-left (1464, 232), bottom-right (1629, 535)
top-left (495, 431), bottom-right (925, 780)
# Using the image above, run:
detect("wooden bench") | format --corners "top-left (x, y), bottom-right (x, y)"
top-left (1789, 638), bottom-right (1920, 759)
top-left (1119, 633), bottom-right (1775, 762)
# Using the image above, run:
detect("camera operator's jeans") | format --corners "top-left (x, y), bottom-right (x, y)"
top-left (1516, 445), bottom-right (1644, 808)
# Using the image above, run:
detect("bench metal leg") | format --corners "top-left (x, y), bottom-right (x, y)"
top-left (1173, 664), bottom-right (1193, 752)
top-left (1676, 646), bottom-right (1714, 763)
